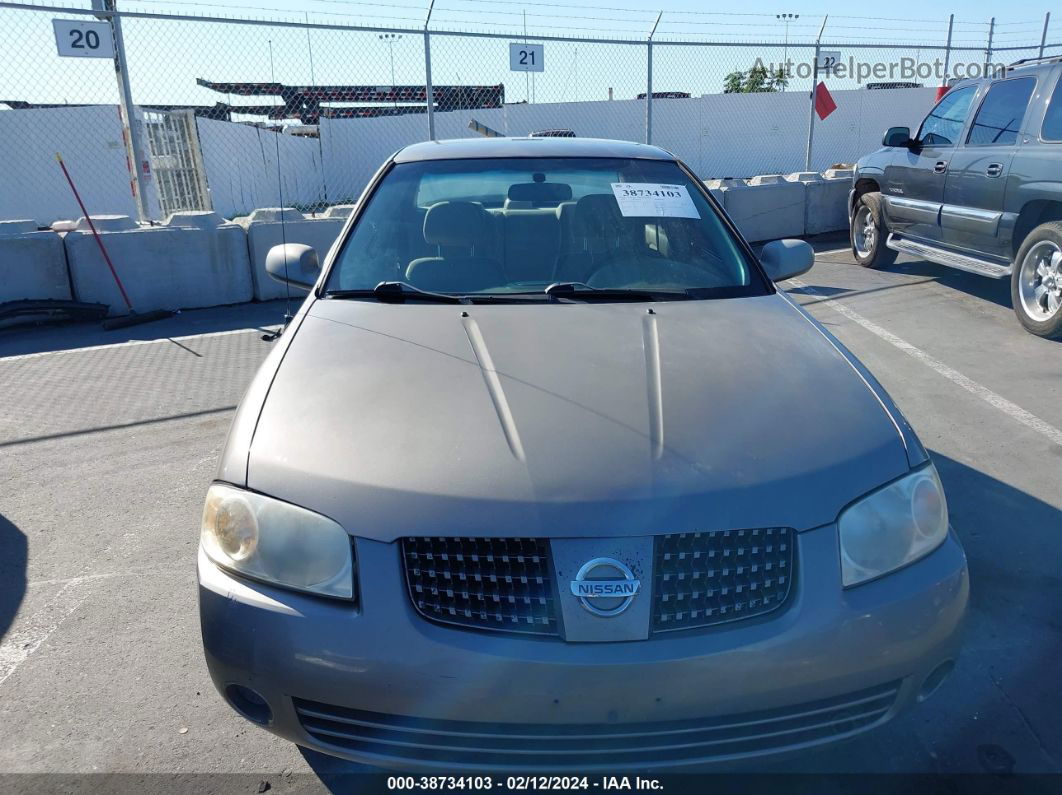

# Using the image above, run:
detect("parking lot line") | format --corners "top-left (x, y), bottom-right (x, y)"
top-left (789, 278), bottom-right (1062, 448)
top-left (0, 576), bottom-right (94, 688)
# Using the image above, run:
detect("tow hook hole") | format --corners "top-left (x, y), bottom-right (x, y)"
top-left (225, 684), bottom-right (273, 725)
top-left (918, 660), bottom-right (955, 702)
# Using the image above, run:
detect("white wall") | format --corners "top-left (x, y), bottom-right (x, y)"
top-left (319, 86), bottom-right (938, 199)
top-left (195, 117), bottom-right (327, 218)
top-left (0, 88), bottom-right (938, 225)
top-left (656, 87), bottom-right (939, 177)
top-left (0, 106), bottom-right (138, 227)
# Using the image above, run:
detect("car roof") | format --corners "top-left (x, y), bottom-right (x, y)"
top-left (393, 137), bottom-right (675, 163)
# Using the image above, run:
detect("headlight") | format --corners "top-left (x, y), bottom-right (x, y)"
top-left (838, 463), bottom-right (948, 587)
top-left (201, 483), bottom-right (355, 599)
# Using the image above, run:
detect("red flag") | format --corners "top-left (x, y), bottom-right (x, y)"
top-left (935, 84), bottom-right (951, 101)
top-left (814, 81), bottom-right (837, 120)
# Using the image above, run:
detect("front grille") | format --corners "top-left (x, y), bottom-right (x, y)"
top-left (652, 528), bottom-right (794, 632)
top-left (402, 537), bottom-right (558, 636)
top-left (294, 680), bottom-right (899, 768)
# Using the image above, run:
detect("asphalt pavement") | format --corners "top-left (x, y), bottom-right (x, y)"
top-left (0, 240), bottom-right (1059, 786)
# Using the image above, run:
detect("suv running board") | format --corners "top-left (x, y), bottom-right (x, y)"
top-left (886, 234), bottom-right (1012, 279)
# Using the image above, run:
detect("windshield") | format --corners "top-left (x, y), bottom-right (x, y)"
top-left (325, 157), bottom-right (769, 299)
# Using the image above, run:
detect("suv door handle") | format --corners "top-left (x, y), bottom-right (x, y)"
top-left (986, 163), bottom-right (1004, 177)
top-left (934, 160), bottom-right (948, 174)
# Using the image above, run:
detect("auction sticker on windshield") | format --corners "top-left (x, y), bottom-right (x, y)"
top-left (611, 183), bottom-right (699, 219)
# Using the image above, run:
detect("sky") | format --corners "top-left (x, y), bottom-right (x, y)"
top-left (0, 0), bottom-right (1057, 111)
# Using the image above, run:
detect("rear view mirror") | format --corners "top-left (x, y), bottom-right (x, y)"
top-left (760, 239), bottom-right (814, 283)
top-left (266, 243), bottom-right (320, 289)
top-left (883, 126), bottom-right (913, 148)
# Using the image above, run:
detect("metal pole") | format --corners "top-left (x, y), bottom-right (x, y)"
top-left (645, 11), bottom-right (662, 145)
top-left (523, 11), bottom-right (530, 103)
top-left (423, 0), bottom-right (435, 140)
top-left (942, 14), bottom-right (954, 84)
top-left (804, 15), bottom-right (827, 172)
top-left (1039, 12), bottom-right (1051, 59)
top-left (106, 0), bottom-right (148, 223)
top-left (985, 17), bottom-right (995, 78)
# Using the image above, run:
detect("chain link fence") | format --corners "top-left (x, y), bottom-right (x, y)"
top-left (0, 1), bottom-right (1058, 227)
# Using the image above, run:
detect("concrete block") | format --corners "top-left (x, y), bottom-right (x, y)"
top-left (803, 173), bottom-right (852, 235)
top-left (323, 204), bottom-right (357, 219)
top-left (0, 224), bottom-right (70, 303)
top-left (165, 210), bottom-right (227, 229)
top-left (75, 215), bottom-right (138, 232)
top-left (785, 172), bottom-right (821, 183)
top-left (747, 174), bottom-right (787, 186)
top-left (65, 214), bottom-right (253, 315)
top-left (824, 168), bottom-right (855, 181)
top-left (719, 177), bottom-right (806, 242)
top-left (236, 207), bottom-right (345, 300)
top-left (1, 220), bottom-right (38, 235)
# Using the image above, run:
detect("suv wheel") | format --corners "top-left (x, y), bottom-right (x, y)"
top-left (1012, 221), bottom-right (1062, 339)
top-left (851, 192), bottom-right (897, 269)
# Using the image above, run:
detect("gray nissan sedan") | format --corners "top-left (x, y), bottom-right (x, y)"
top-left (198, 137), bottom-right (968, 770)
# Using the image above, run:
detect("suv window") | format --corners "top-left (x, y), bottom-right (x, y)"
top-left (1042, 74), bottom-right (1062, 141)
top-left (917, 85), bottom-right (976, 146)
top-left (967, 77), bottom-right (1036, 145)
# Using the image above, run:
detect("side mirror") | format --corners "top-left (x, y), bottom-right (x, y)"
top-left (266, 243), bottom-right (319, 289)
top-left (760, 239), bottom-right (814, 283)
top-left (883, 126), bottom-right (913, 148)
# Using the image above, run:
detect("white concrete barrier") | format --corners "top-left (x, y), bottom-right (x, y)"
top-left (703, 179), bottom-right (731, 206)
top-left (719, 175), bottom-right (806, 242)
top-left (65, 213), bottom-right (253, 315)
top-left (0, 220), bottom-right (71, 304)
top-left (322, 204), bottom-right (357, 219)
top-left (236, 208), bottom-right (345, 300)
top-left (790, 172), bottom-right (851, 235)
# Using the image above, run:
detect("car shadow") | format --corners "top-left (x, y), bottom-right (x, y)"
top-left (296, 450), bottom-right (1061, 781)
top-left (887, 258), bottom-right (1013, 311)
top-left (764, 449), bottom-right (1062, 773)
top-left (299, 746), bottom-right (383, 788)
top-left (0, 513), bottom-right (28, 643)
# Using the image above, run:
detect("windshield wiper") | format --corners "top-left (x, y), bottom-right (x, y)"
top-left (544, 282), bottom-right (692, 302)
top-left (324, 281), bottom-right (466, 304)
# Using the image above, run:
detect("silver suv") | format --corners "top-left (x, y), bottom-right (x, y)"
top-left (850, 55), bottom-right (1062, 338)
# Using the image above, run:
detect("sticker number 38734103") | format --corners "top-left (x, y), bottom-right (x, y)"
top-left (610, 183), bottom-right (700, 219)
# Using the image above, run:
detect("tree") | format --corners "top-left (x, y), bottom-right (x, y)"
top-left (723, 64), bottom-right (789, 94)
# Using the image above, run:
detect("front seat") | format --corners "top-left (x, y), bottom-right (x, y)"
top-left (557, 194), bottom-right (666, 287)
top-left (406, 201), bottom-right (504, 293)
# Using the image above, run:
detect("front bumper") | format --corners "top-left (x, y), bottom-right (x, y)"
top-left (198, 524), bottom-right (968, 771)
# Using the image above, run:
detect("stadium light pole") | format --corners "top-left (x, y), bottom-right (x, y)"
top-left (379, 33), bottom-right (402, 109)
top-left (776, 13), bottom-right (799, 70)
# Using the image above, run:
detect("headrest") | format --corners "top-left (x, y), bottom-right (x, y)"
top-left (423, 201), bottom-right (487, 247)
top-left (507, 182), bottom-right (573, 205)
top-left (573, 193), bottom-right (623, 237)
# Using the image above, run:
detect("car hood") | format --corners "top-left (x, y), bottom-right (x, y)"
top-left (246, 295), bottom-right (911, 542)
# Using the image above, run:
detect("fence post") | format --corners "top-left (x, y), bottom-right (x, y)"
top-left (942, 14), bottom-right (954, 85)
top-left (424, 0), bottom-right (436, 141)
top-left (645, 12), bottom-right (662, 145)
top-left (106, 0), bottom-right (149, 223)
top-left (1039, 12), bottom-right (1051, 59)
top-left (985, 17), bottom-right (995, 77)
top-left (804, 16), bottom-right (828, 172)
